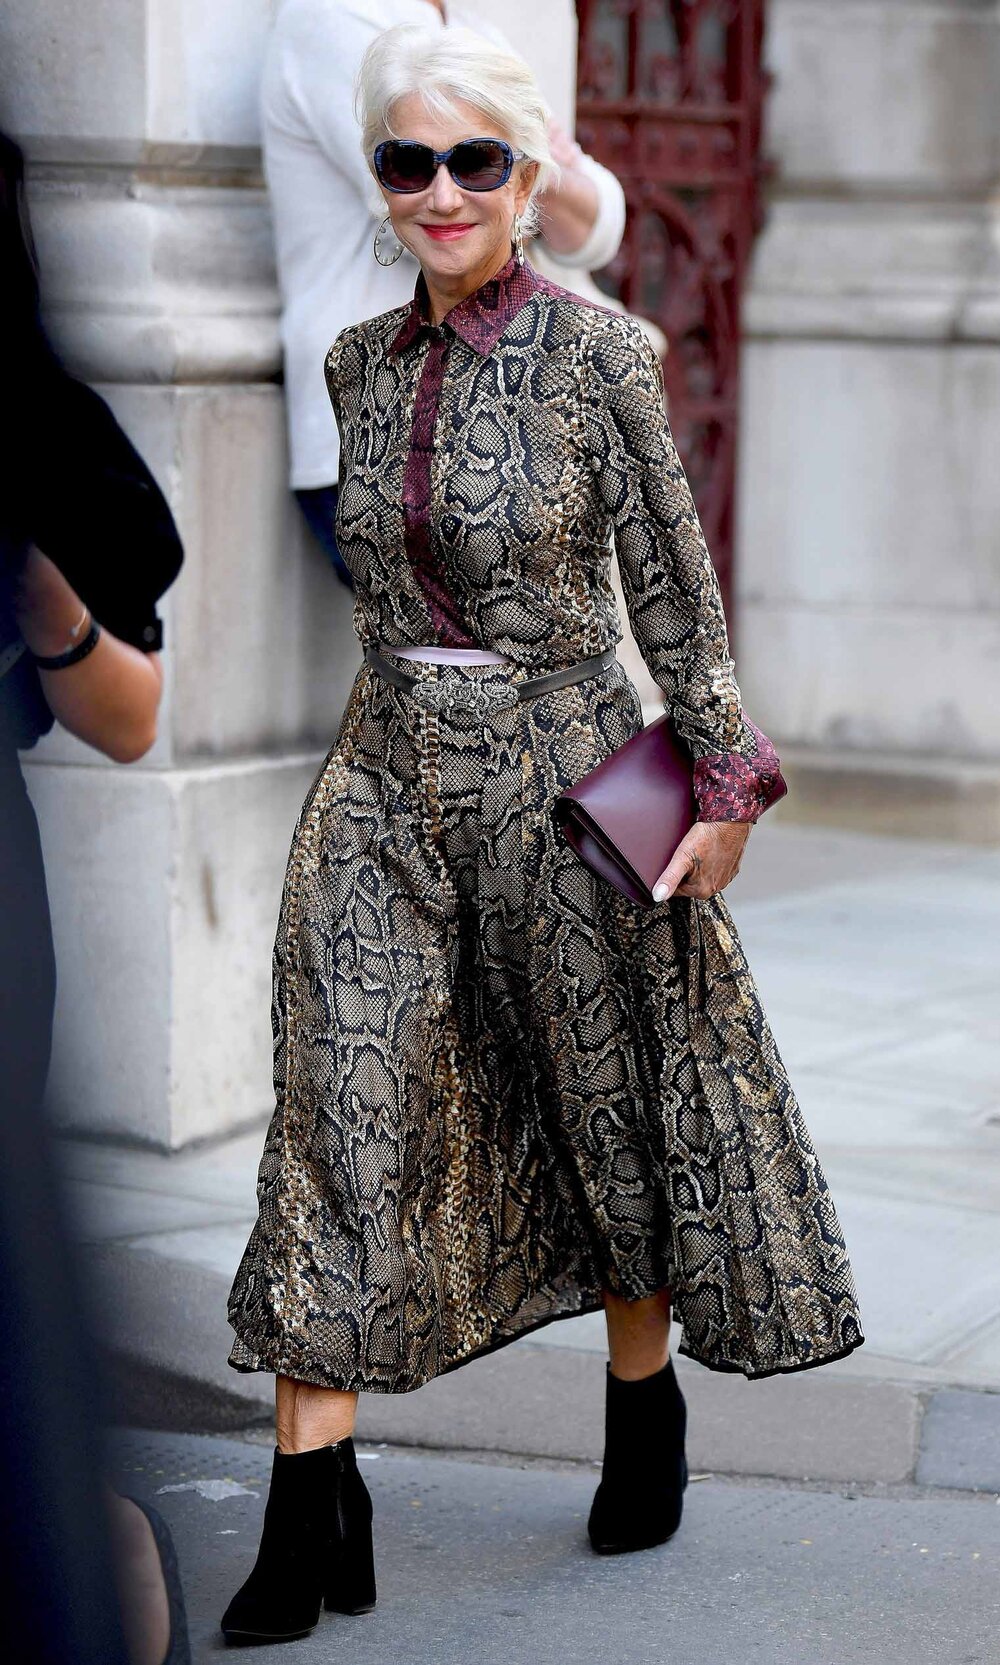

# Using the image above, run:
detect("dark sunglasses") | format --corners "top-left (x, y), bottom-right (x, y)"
top-left (372, 137), bottom-right (527, 194)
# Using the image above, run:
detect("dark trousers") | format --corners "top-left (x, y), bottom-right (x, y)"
top-left (0, 748), bottom-right (129, 1664)
top-left (295, 485), bottom-right (354, 592)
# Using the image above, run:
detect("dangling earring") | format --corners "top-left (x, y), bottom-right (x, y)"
top-left (373, 213), bottom-right (404, 266)
top-left (511, 212), bottom-right (525, 266)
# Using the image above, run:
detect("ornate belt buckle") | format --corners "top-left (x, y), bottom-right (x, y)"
top-left (409, 675), bottom-right (519, 717)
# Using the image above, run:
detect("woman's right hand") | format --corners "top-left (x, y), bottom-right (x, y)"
top-left (652, 820), bottom-right (751, 903)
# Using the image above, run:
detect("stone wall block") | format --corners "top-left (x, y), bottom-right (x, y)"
top-left (32, 182), bottom-right (280, 384)
top-left (738, 602), bottom-right (1000, 761)
top-left (25, 762), bottom-right (177, 1146)
top-left (169, 755), bottom-right (321, 1148)
top-left (26, 754), bottom-right (323, 1149)
top-left (766, 0), bottom-right (1000, 188)
top-left (737, 339), bottom-right (1000, 617)
top-left (168, 385), bottom-right (359, 760)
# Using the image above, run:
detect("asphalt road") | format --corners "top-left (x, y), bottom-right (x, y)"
top-left (109, 1428), bottom-right (1000, 1665)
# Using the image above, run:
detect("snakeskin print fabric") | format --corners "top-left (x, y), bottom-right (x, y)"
top-left (226, 254), bottom-right (863, 1391)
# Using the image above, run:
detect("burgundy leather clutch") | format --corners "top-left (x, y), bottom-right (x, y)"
top-left (551, 713), bottom-right (696, 908)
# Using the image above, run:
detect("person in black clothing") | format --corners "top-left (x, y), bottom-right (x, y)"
top-left (0, 131), bottom-right (188, 1665)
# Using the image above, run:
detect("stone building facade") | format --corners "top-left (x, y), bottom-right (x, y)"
top-left (738, 0), bottom-right (1000, 839)
top-left (1, 0), bottom-right (996, 1149)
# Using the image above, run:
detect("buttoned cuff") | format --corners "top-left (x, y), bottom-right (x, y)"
top-left (692, 721), bottom-right (788, 823)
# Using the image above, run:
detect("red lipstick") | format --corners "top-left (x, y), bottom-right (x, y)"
top-left (421, 223), bottom-right (475, 241)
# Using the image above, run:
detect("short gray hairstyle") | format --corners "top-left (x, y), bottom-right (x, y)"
top-left (355, 24), bottom-right (559, 237)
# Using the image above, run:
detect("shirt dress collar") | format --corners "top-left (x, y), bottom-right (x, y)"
top-left (388, 251), bottom-right (544, 358)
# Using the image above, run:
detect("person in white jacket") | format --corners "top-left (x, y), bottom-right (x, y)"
top-left (261, 0), bottom-right (627, 586)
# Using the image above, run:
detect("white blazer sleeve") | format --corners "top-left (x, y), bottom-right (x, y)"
top-left (539, 149), bottom-right (626, 273)
top-left (262, 2), bottom-right (386, 219)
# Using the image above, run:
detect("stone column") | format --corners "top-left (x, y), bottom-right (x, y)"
top-left (738, 0), bottom-right (1000, 838)
top-left (3, 0), bottom-right (359, 1149)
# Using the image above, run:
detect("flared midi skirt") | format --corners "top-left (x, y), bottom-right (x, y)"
top-left (226, 651), bottom-right (864, 1392)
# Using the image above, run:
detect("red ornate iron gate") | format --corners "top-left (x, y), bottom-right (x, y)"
top-left (575, 0), bottom-right (769, 616)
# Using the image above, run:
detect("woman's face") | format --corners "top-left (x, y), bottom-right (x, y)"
top-left (377, 93), bottom-right (539, 286)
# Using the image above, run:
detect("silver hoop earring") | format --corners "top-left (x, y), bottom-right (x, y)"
top-left (373, 213), bottom-right (404, 266)
top-left (511, 213), bottom-right (525, 266)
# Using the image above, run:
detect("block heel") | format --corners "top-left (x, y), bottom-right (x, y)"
top-left (325, 1472), bottom-right (377, 1614)
top-left (220, 1436), bottom-right (375, 1645)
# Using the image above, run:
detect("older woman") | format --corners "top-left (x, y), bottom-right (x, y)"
top-left (223, 23), bottom-right (863, 1646)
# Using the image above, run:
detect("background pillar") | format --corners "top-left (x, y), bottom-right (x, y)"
top-left (738, 0), bottom-right (1000, 837)
top-left (2, 0), bottom-right (355, 1148)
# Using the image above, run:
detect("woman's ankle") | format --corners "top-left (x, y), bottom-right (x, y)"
top-left (607, 1347), bottom-right (670, 1383)
top-left (276, 1433), bottom-right (355, 1455)
top-left (274, 1375), bottom-right (358, 1453)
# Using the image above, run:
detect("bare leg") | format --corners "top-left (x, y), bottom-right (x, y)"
top-left (104, 1488), bottom-right (171, 1665)
top-left (275, 1374), bottom-right (358, 1453)
top-left (602, 1284), bottom-right (671, 1380)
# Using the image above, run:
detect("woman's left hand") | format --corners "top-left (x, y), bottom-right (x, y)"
top-left (546, 115), bottom-right (586, 172)
top-left (651, 821), bottom-right (751, 903)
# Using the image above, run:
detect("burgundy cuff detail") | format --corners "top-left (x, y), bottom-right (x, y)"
top-left (692, 720), bottom-right (788, 823)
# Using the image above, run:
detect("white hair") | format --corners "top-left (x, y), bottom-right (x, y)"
top-left (354, 24), bottom-right (559, 236)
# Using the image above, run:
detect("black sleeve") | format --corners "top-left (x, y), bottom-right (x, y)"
top-left (21, 362), bottom-right (184, 653)
top-left (2, 128), bottom-right (183, 657)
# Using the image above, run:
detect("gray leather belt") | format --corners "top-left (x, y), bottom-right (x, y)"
top-left (363, 643), bottom-right (617, 717)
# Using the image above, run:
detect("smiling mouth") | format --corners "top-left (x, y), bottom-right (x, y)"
top-left (421, 223), bottom-right (476, 235)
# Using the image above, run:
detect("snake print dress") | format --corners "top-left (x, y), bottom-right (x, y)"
top-left (226, 252), bottom-right (864, 1392)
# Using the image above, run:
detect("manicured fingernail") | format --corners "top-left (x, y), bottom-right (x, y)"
top-left (652, 883), bottom-right (670, 902)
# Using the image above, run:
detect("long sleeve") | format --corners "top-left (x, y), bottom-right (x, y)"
top-left (261, 2), bottom-right (385, 219)
top-left (581, 310), bottom-right (786, 822)
top-left (323, 326), bottom-right (355, 473)
top-left (538, 150), bottom-right (627, 275)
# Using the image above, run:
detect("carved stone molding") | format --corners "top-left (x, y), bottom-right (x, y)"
top-left (29, 176), bottom-right (280, 383)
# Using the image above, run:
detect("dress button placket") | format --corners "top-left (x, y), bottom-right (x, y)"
top-left (401, 326), bottom-right (476, 650)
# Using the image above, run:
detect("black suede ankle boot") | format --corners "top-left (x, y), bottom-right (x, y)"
top-left (220, 1436), bottom-right (376, 1645)
top-left (587, 1357), bottom-right (688, 1554)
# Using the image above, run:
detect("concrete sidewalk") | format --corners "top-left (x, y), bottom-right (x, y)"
top-left (57, 822), bottom-right (1000, 1492)
top-left (111, 1429), bottom-right (1000, 1665)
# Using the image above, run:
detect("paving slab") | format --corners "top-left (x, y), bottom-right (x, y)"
top-left (939, 1315), bottom-right (1000, 1384)
top-left (66, 1180), bottom-right (252, 1243)
top-left (806, 1187), bottom-right (1000, 1366)
top-left (826, 1027), bottom-right (1000, 1114)
top-left (89, 1244), bottom-right (270, 1423)
top-left (93, 1237), bottom-right (1000, 1499)
top-left (822, 1147), bottom-right (1000, 1216)
top-left (53, 1127), bottom-right (267, 1205)
top-left (789, 1067), bottom-right (995, 1153)
top-left (916, 1389), bottom-right (1000, 1494)
top-left (108, 1429), bottom-right (1000, 1665)
top-left (728, 823), bottom-right (1000, 906)
top-left (88, 1241), bottom-right (919, 1489)
top-left (350, 1338), bottom-right (919, 1487)
top-left (123, 1222), bottom-right (259, 1279)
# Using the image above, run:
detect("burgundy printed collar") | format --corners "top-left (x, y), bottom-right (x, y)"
top-left (387, 251), bottom-right (545, 357)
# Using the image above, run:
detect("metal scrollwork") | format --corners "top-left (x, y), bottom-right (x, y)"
top-left (575, 0), bottom-right (770, 618)
top-left (409, 677), bottom-right (521, 717)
